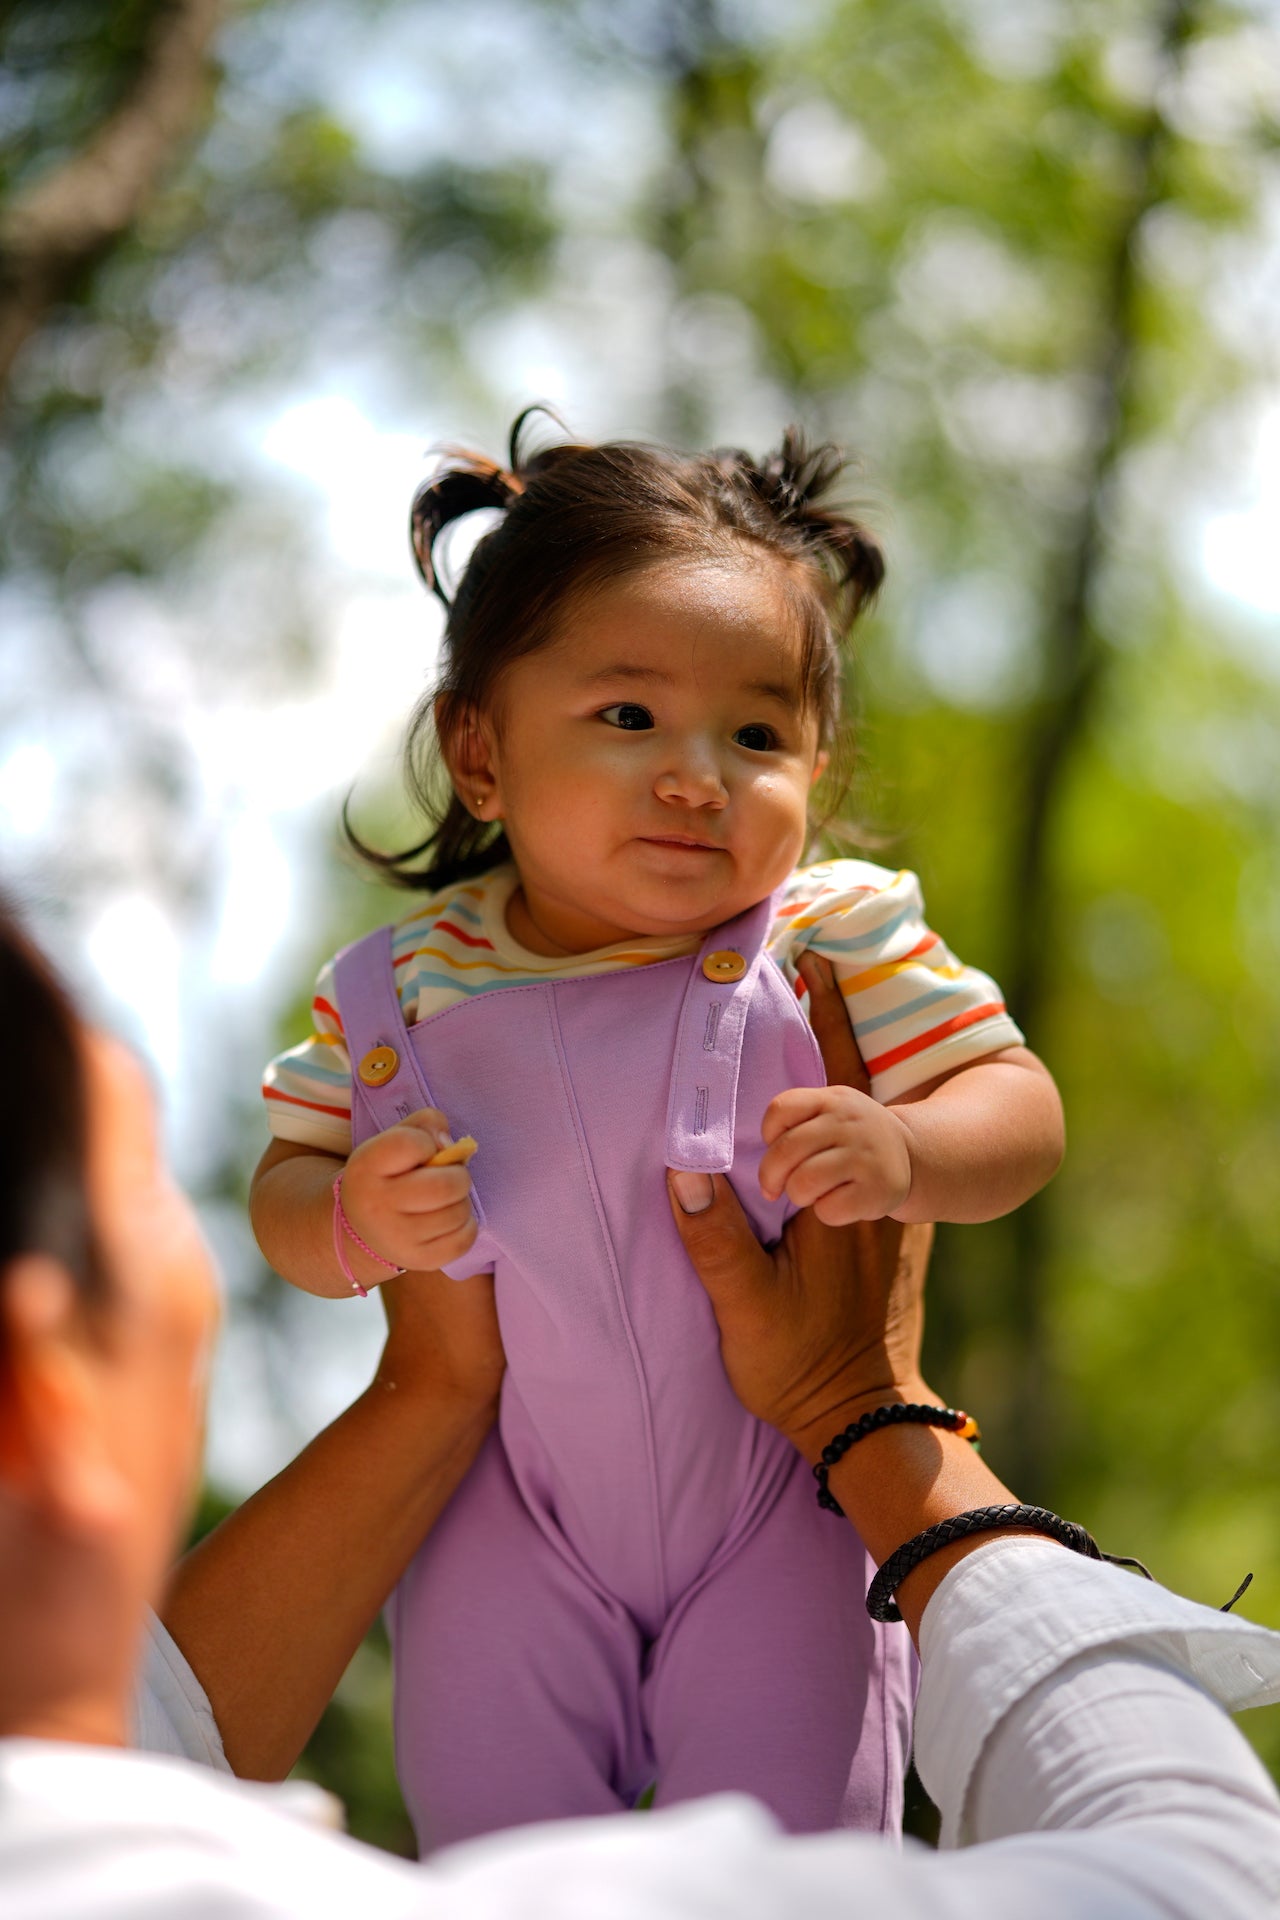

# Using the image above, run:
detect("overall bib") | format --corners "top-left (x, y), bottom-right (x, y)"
top-left (335, 893), bottom-right (915, 1853)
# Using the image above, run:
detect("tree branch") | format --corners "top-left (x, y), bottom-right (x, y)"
top-left (0, 0), bottom-right (225, 394)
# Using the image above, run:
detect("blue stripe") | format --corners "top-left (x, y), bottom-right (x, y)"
top-left (402, 966), bottom-right (536, 1004)
top-left (805, 903), bottom-right (915, 954)
top-left (277, 1054), bottom-right (350, 1087)
top-left (852, 985), bottom-right (957, 1038)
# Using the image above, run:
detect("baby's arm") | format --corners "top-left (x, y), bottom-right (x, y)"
top-left (250, 1112), bottom-right (479, 1298)
top-left (760, 1028), bottom-right (1064, 1226)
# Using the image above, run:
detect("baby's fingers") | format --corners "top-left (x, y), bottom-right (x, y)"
top-left (360, 1111), bottom-right (453, 1177)
top-left (394, 1162), bottom-right (474, 1214)
top-left (402, 1195), bottom-right (479, 1267)
top-left (760, 1086), bottom-right (830, 1148)
top-left (759, 1114), bottom-right (843, 1202)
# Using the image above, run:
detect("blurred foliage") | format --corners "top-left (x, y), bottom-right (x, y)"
top-left (5, 0), bottom-right (1280, 1851)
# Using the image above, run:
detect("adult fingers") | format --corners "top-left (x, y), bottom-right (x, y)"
top-left (796, 952), bottom-right (871, 1095)
top-left (666, 1170), bottom-right (774, 1322)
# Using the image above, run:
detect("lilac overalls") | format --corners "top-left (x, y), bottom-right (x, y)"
top-left (335, 892), bottom-right (914, 1853)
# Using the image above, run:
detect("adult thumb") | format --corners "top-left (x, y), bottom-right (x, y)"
top-left (666, 1170), bottom-right (772, 1318)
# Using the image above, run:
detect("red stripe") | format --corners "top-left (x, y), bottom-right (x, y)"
top-left (264, 1086), bottom-right (350, 1120)
top-left (394, 921), bottom-right (496, 963)
top-left (864, 1003), bottom-right (1006, 1077)
top-left (434, 918), bottom-right (496, 950)
top-left (312, 995), bottom-right (344, 1033)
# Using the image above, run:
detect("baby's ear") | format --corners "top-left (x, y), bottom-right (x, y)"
top-left (810, 749), bottom-right (830, 788)
top-left (436, 696), bottom-right (500, 812)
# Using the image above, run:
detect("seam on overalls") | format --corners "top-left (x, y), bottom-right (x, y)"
top-left (545, 982), bottom-right (671, 1625)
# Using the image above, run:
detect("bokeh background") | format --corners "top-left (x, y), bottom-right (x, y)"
top-left (3, 0), bottom-right (1279, 1851)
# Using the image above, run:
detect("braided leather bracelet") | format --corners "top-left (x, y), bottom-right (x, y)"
top-left (814, 1403), bottom-right (981, 1517)
top-left (865, 1504), bottom-right (1153, 1622)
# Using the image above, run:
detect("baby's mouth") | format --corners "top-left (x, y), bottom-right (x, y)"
top-left (638, 834), bottom-right (722, 852)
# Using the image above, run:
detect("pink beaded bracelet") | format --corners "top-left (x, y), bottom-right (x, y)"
top-left (331, 1175), bottom-right (405, 1297)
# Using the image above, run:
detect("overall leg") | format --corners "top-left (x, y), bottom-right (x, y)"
top-left (643, 1452), bottom-right (916, 1835)
top-left (390, 1433), bottom-right (649, 1854)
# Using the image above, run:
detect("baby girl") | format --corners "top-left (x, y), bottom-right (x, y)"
top-left (251, 420), bottom-right (1064, 1851)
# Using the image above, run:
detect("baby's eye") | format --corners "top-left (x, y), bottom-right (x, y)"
top-left (733, 723), bottom-right (779, 753)
top-left (599, 703), bottom-right (655, 731)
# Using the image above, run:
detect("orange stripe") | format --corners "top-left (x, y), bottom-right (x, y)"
top-left (264, 1086), bottom-right (350, 1120)
top-left (312, 994), bottom-right (344, 1033)
top-left (394, 945), bottom-right (550, 977)
top-left (864, 1003), bottom-right (1006, 1077)
top-left (839, 934), bottom-right (941, 997)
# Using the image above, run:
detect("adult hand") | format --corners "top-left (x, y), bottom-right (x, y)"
top-left (668, 953), bottom-right (935, 1463)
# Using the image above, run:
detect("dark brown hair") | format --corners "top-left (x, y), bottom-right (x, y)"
top-left (0, 905), bottom-right (106, 1359)
top-left (348, 410), bottom-right (884, 891)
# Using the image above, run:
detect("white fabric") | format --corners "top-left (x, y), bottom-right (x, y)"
top-left (127, 1615), bottom-right (230, 1773)
top-left (4, 1540), bottom-right (1280, 1918)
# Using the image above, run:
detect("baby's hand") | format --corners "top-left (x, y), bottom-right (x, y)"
top-left (759, 1085), bottom-right (913, 1225)
top-left (341, 1109), bottom-right (478, 1272)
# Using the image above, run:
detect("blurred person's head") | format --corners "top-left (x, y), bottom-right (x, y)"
top-left (0, 906), bottom-right (217, 1745)
top-left (348, 416), bottom-right (884, 950)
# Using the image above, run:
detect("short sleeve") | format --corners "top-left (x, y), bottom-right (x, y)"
top-left (129, 1614), bottom-right (231, 1772)
top-left (772, 861), bottom-right (1025, 1103)
top-left (261, 956), bottom-right (354, 1156)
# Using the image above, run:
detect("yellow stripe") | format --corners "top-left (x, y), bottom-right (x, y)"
top-left (310, 1032), bottom-right (343, 1047)
top-left (407, 945), bottom-right (543, 976)
top-left (785, 871), bottom-right (907, 931)
top-left (840, 957), bottom-right (964, 997)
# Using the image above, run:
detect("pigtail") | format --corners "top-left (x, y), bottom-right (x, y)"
top-left (410, 459), bottom-right (522, 605)
top-left (715, 427), bottom-right (886, 620)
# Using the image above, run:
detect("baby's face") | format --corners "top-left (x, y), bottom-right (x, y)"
top-left (476, 558), bottom-right (826, 953)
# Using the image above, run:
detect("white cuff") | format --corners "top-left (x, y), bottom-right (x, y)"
top-left (913, 1536), bottom-right (1280, 1847)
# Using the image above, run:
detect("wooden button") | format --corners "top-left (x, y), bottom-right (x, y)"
top-left (358, 1045), bottom-right (399, 1087)
top-left (702, 949), bottom-right (746, 984)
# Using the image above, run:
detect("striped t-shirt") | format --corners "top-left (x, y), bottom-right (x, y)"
top-left (262, 859), bottom-right (1023, 1156)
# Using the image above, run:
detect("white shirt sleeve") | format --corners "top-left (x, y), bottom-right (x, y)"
top-left (771, 862), bottom-right (1025, 1102)
top-left (128, 1612), bottom-right (231, 1773)
top-left (77, 1543), bottom-right (1280, 1920)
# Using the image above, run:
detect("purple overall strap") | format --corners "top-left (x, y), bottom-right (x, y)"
top-left (333, 925), bottom-right (438, 1137)
top-left (664, 892), bottom-right (778, 1174)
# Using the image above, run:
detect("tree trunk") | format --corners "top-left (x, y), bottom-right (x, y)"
top-left (1000, 0), bottom-right (1203, 1493)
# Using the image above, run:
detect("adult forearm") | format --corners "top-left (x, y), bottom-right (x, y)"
top-left (805, 1406), bottom-right (1036, 1640)
top-left (162, 1375), bottom-right (493, 1780)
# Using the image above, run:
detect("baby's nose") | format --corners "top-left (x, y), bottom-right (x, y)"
top-left (655, 749), bottom-right (728, 805)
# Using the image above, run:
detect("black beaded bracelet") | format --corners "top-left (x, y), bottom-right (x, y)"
top-left (813, 1403), bottom-right (982, 1518)
top-left (864, 1504), bottom-right (1152, 1622)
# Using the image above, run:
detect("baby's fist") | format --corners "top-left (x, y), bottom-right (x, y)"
top-left (759, 1084), bottom-right (913, 1224)
top-left (341, 1109), bottom-right (478, 1274)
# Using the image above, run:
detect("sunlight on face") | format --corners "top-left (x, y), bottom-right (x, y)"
top-left (476, 560), bottom-right (827, 955)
